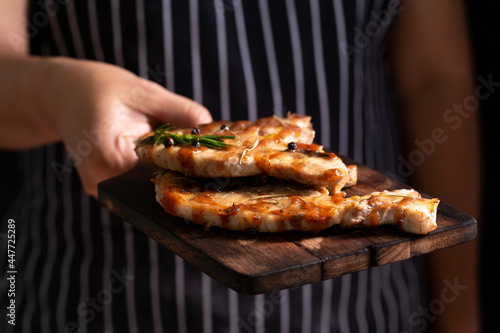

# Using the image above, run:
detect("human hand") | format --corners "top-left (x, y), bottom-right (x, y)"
top-left (41, 57), bottom-right (212, 197)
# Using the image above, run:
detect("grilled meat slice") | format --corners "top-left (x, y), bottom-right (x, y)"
top-left (136, 114), bottom-right (357, 192)
top-left (153, 170), bottom-right (439, 234)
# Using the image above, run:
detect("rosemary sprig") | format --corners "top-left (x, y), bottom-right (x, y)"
top-left (140, 123), bottom-right (235, 149)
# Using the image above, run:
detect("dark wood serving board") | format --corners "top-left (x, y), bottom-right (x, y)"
top-left (97, 161), bottom-right (477, 295)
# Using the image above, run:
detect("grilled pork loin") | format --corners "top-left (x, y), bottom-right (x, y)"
top-left (153, 170), bottom-right (439, 234)
top-left (135, 114), bottom-right (357, 193)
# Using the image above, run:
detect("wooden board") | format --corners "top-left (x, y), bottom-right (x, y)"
top-left (97, 162), bottom-right (477, 295)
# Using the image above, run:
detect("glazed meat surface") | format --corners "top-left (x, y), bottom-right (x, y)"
top-left (136, 114), bottom-right (357, 192)
top-left (153, 170), bottom-right (439, 234)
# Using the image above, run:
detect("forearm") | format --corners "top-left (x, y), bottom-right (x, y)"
top-left (388, 0), bottom-right (482, 329)
top-left (398, 79), bottom-right (482, 333)
top-left (0, 54), bottom-right (62, 149)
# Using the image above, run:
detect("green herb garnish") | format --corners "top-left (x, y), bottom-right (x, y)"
top-left (141, 123), bottom-right (235, 149)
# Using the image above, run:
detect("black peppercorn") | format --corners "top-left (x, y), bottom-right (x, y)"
top-left (220, 124), bottom-right (229, 131)
top-left (192, 139), bottom-right (201, 148)
top-left (163, 137), bottom-right (175, 148)
top-left (191, 127), bottom-right (200, 134)
top-left (287, 142), bottom-right (298, 151)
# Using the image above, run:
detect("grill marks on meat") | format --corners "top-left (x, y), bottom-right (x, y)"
top-left (153, 171), bottom-right (439, 234)
top-left (135, 114), bottom-right (356, 191)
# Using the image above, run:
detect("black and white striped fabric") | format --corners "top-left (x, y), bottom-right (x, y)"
top-left (0, 0), bottom-right (428, 332)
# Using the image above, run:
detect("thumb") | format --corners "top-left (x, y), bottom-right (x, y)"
top-left (126, 79), bottom-right (213, 127)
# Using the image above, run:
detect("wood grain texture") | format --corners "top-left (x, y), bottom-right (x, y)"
top-left (97, 162), bottom-right (477, 294)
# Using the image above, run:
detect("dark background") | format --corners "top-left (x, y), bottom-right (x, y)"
top-left (1, 1), bottom-right (499, 331)
top-left (467, 1), bottom-right (500, 332)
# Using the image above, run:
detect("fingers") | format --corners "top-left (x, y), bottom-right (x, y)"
top-left (127, 79), bottom-right (213, 127)
top-left (66, 70), bottom-right (214, 197)
top-left (76, 135), bottom-right (140, 198)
